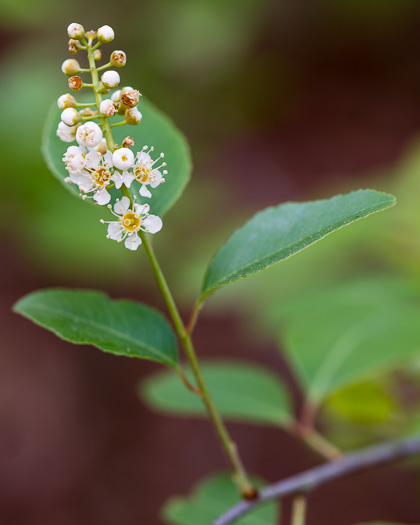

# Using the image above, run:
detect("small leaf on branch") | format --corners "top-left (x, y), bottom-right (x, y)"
top-left (14, 289), bottom-right (178, 367)
top-left (141, 361), bottom-right (292, 426)
top-left (201, 190), bottom-right (396, 299)
top-left (42, 97), bottom-right (192, 217)
top-left (163, 473), bottom-right (279, 525)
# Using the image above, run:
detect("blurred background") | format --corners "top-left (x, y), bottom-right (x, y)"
top-left (3, 0), bottom-right (420, 523)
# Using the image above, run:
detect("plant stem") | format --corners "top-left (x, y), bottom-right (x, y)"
top-left (291, 495), bottom-right (307, 525)
top-left (86, 44), bottom-right (115, 152)
top-left (212, 432), bottom-right (420, 525)
top-left (85, 36), bottom-right (254, 498)
top-left (138, 231), bottom-right (255, 498)
top-left (300, 428), bottom-right (342, 461)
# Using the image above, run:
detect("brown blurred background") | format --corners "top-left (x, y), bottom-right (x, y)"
top-left (3, 1), bottom-right (420, 523)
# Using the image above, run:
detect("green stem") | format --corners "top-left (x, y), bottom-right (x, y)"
top-left (86, 39), bottom-right (254, 498)
top-left (110, 121), bottom-right (127, 127)
top-left (75, 102), bottom-right (97, 107)
top-left (86, 45), bottom-right (115, 151)
top-left (291, 495), bottom-right (307, 525)
top-left (97, 62), bottom-right (111, 71)
top-left (138, 230), bottom-right (255, 498)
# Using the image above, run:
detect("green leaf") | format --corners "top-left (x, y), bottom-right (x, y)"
top-left (42, 97), bottom-right (192, 217)
top-left (278, 278), bottom-right (420, 403)
top-left (14, 289), bottom-right (178, 367)
top-left (201, 190), bottom-right (396, 299)
top-left (354, 523), bottom-right (420, 525)
top-left (163, 473), bottom-right (278, 525)
top-left (141, 361), bottom-right (292, 426)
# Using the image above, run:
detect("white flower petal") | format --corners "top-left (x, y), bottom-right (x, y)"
top-left (114, 196), bottom-right (130, 215)
top-left (111, 172), bottom-right (124, 189)
top-left (121, 171), bottom-right (135, 188)
top-left (125, 234), bottom-right (142, 250)
top-left (139, 185), bottom-right (152, 198)
top-left (108, 222), bottom-right (123, 240)
top-left (150, 169), bottom-right (163, 187)
top-left (142, 215), bottom-right (162, 234)
top-left (94, 188), bottom-right (111, 205)
top-left (134, 203), bottom-right (150, 215)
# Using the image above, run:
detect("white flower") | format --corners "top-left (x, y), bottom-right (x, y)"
top-left (57, 93), bottom-right (76, 110)
top-left (132, 146), bottom-right (167, 198)
top-left (98, 25), bottom-right (114, 43)
top-left (61, 59), bottom-right (80, 75)
top-left (57, 121), bottom-right (79, 143)
top-left (125, 107), bottom-right (142, 125)
top-left (67, 23), bottom-right (84, 40)
top-left (62, 145), bottom-right (86, 168)
top-left (101, 196), bottom-right (163, 250)
top-left (101, 70), bottom-right (120, 88)
top-left (99, 99), bottom-right (116, 117)
top-left (76, 122), bottom-right (103, 148)
top-left (112, 148), bottom-right (134, 170)
top-left (61, 107), bottom-right (81, 126)
top-left (65, 150), bottom-right (114, 205)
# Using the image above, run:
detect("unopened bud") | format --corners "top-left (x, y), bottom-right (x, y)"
top-left (93, 49), bottom-right (102, 61)
top-left (79, 108), bottom-right (96, 117)
top-left (61, 107), bottom-right (81, 126)
top-left (85, 30), bottom-right (97, 40)
top-left (121, 89), bottom-right (141, 108)
top-left (69, 76), bottom-right (83, 91)
top-left (111, 90), bottom-right (121, 102)
top-left (62, 59), bottom-right (80, 76)
top-left (100, 99), bottom-right (117, 117)
top-left (57, 93), bottom-right (77, 109)
top-left (110, 50), bottom-right (126, 67)
top-left (68, 39), bottom-right (82, 54)
top-left (67, 23), bottom-right (84, 40)
top-left (95, 138), bottom-right (108, 155)
top-left (122, 136), bottom-right (135, 147)
top-left (101, 70), bottom-right (120, 88)
top-left (125, 108), bottom-right (142, 125)
top-left (98, 25), bottom-right (114, 43)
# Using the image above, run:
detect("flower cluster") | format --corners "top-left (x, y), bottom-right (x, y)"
top-left (56, 23), bottom-right (165, 250)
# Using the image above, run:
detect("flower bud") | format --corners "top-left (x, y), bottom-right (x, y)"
top-left (62, 59), bottom-right (80, 76)
top-left (67, 23), bottom-right (84, 40)
top-left (120, 86), bottom-right (133, 97)
top-left (125, 107), bottom-right (142, 125)
top-left (98, 25), bottom-right (114, 43)
top-left (101, 70), bottom-right (120, 88)
top-left (57, 121), bottom-right (78, 143)
top-left (110, 50), bottom-right (126, 67)
top-left (93, 49), bottom-right (102, 61)
top-left (76, 122), bottom-right (103, 148)
top-left (121, 89), bottom-right (140, 108)
top-left (85, 30), bottom-right (97, 40)
top-left (69, 76), bottom-right (83, 91)
top-left (122, 136), bottom-right (135, 147)
top-left (68, 39), bottom-right (82, 54)
top-left (112, 147), bottom-right (134, 170)
top-left (100, 99), bottom-right (117, 117)
top-left (111, 90), bottom-right (121, 102)
top-left (57, 93), bottom-right (77, 109)
top-left (79, 108), bottom-right (96, 117)
top-left (61, 107), bottom-right (81, 126)
top-left (95, 138), bottom-right (108, 155)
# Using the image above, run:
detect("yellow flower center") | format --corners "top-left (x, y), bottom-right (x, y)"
top-left (93, 167), bottom-right (111, 186)
top-left (134, 165), bottom-right (150, 184)
top-left (121, 212), bottom-right (141, 232)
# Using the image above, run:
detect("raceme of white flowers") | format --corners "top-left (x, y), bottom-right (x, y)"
top-left (55, 23), bottom-right (166, 250)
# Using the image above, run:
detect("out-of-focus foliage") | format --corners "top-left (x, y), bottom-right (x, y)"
top-left (142, 361), bottom-right (292, 427)
top-left (163, 473), bottom-right (279, 525)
